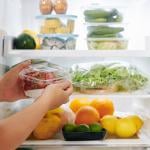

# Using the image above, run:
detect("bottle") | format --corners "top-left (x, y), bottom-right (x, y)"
top-left (40, 0), bottom-right (53, 15)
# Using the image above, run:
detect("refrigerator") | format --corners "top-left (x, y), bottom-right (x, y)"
top-left (0, 0), bottom-right (150, 149)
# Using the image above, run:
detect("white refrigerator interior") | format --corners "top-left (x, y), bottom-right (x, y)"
top-left (0, 0), bottom-right (150, 150)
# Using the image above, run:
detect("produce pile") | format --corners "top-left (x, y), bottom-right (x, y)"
top-left (14, 30), bottom-right (40, 49)
top-left (30, 98), bottom-right (144, 141)
top-left (71, 62), bottom-right (148, 93)
top-left (84, 6), bottom-right (128, 50)
top-left (68, 98), bottom-right (144, 139)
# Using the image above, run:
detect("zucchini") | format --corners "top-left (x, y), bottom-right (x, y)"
top-left (88, 26), bottom-right (124, 35)
top-left (84, 9), bottom-right (110, 19)
top-left (88, 33), bottom-right (122, 38)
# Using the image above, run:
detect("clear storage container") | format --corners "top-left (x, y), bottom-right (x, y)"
top-left (71, 61), bottom-right (149, 94)
top-left (87, 38), bottom-right (128, 50)
top-left (36, 15), bottom-right (77, 34)
top-left (19, 63), bottom-right (69, 98)
top-left (38, 34), bottom-right (78, 50)
top-left (83, 4), bottom-right (126, 23)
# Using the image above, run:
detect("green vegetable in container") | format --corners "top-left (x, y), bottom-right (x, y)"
top-left (87, 26), bottom-right (124, 36)
top-left (85, 17), bottom-right (107, 23)
top-left (71, 62), bottom-right (148, 92)
top-left (84, 8), bottom-right (123, 23)
top-left (84, 9), bottom-right (110, 19)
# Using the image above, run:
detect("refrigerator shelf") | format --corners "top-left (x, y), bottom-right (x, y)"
top-left (4, 50), bottom-right (150, 58)
top-left (71, 93), bottom-right (150, 99)
top-left (22, 139), bottom-right (150, 148)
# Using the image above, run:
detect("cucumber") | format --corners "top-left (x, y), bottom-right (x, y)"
top-left (84, 9), bottom-right (110, 19)
top-left (88, 33), bottom-right (121, 38)
top-left (88, 26), bottom-right (124, 35)
top-left (85, 17), bottom-right (107, 23)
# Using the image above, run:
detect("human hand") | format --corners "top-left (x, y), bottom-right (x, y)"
top-left (40, 80), bottom-right (73, 109)
top-left (0, 60), bottom-right (31, 102)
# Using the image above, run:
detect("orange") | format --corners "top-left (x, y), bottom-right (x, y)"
top-left (75, 106), bottom-right (100, 125)
top-left (69, 98), bottom-right (90, 113)
top-left (91, 99), bottom-right (114, 118)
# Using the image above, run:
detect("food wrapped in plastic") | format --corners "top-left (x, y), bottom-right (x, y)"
top-left (71, 62), bottom-right (149, 94)
top-left (19, 63), bottom-right (69, 98)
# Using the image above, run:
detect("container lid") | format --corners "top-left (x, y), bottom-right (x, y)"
top-left (36, 14), bottom-right (77, 20)
top-left (85, 22), bottom-right (128, 27)
top-left (38, 34), bottom-right (78, 39)
top-left (87, 37), bottom-right (128, 41)
top-left (19, 62), bottom-right (69, 83)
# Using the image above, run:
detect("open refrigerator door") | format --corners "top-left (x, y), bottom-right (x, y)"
top-left (0, 0), bottom-right (150, 150)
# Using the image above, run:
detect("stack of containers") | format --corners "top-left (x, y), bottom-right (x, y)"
top-left (36, 0), bottom-right (78, 50)
top-left (83, 5), bottom-right (128, 50)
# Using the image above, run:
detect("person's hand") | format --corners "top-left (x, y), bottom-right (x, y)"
top-left (40, 80), bottom-right (73, 109)
top-left (0, 60), bottom-right (31, 102)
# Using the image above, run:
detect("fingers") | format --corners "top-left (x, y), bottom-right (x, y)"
top-left (12, 60), bottom-right (31, 73)
top-left (65, 85), bottom-right (73, 96)
top-left (56, 80), bottom-right (72, 90)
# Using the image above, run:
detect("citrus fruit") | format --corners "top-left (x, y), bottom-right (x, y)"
top-left (75, 106), bottom-right (100, 125)
top-left (91, 99), bottom-right (114, 118)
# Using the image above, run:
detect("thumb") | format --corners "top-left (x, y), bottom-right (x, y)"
top-left (11, 60), bottom-right (31, 73)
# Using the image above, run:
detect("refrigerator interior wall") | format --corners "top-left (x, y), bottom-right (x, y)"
top-left (0, 0), bottom-right (150, 50)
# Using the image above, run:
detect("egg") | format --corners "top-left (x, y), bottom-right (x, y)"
top-left (40, 0), bottom-right (53, 15)
top-left (53, 0), bottom-right (68, 14)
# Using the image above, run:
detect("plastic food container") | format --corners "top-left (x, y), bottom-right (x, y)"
top-left (71, 61), bottom-right (149, 94)
top-left (38, 34), bottom-right (78, 50)
top-left (36, 15), bottom-right (77, 34)
top-left (19, 64), bottom-right (69, 98)
top-left (87, 38), bottom-right (128, 50)
top-left (86, 24), bottom-right (126, 37)
top-left (83, 4), bottom-right (126, 23)
top-left (62, 129), bottom-right (107, 141)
